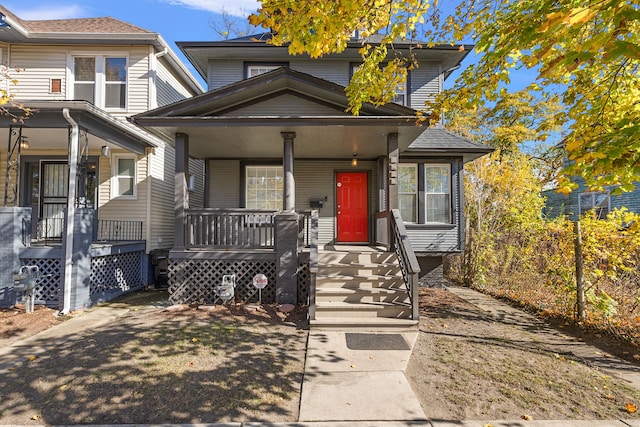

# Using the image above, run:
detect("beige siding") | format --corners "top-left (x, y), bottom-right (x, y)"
top-left (156, 57), bottom-right (194, 107)
top-left (8, 44), bottom-right (151, 116)
top-left (148, 145), bottom-right (175, 251)
top-left (97, 150), bottom-right (148, 242)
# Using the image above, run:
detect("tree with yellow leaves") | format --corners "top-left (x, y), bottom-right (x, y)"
top-left (250, 0), bottom-right (640, 192)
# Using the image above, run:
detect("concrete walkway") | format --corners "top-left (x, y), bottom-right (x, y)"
top-left (2, 287), bottom-right (640, 427)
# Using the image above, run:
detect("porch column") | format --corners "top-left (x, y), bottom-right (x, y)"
top-left (387, 132), bottom-right (399, 210)
top-left (175, 133), bottom-right (189, 250)
top-left (281, 132), bottom-right (296, 212)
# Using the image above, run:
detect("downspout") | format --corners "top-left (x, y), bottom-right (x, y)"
top-left (61, 108), bottom-right (79, 314)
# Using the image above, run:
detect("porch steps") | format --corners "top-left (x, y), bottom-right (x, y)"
top-left (311, 247), bottom-right (417, 331)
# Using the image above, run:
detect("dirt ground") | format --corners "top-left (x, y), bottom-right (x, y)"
top-left (0, 290), bottom-right (308, 425)
top-left (406, 287), bottom-right (640, 421)
top-left (1, 287), bottom-right (640, 424)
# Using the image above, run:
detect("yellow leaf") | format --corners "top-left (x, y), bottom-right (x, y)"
top-left (28, 355), bottom-right (36, 361)
top-left (626, 403), bottom-right (637, 413)
top-left (567, 7), bottom-right (593, 25)
top-left (59, 384), bottom-right (69, 392)
top-left (521, 414), bottom-right (533, 420)
top-left (191, 337), bottom-right (198, 342)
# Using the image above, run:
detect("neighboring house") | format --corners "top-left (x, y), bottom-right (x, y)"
top-left (544, 178), bottom-right (640, 220)
top-left (0, 5), bottom-right (204, 311)
top-left (131, 34), bottom-right (493, 327)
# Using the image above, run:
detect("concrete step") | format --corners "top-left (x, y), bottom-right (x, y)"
top-left (310, 316), bottom-right (418, 331)
top-left (316, 275), bottom-right (406, 289)
top-left (317, 263), bottom-right (402, 277)
top-left (315, 301), bottom-right (411, 318)
top-left (318, 250), bottom-right (398, 265)
top-left (316, 287), bottom-right (410, 304)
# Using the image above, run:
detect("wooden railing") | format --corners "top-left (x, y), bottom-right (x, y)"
top-left (389, 209), bottom-right (421, 320)
top-left (185, 208), bottom-right (277, 249)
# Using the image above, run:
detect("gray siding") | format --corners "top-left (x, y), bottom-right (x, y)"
top-left (149, 145), bottom-right (175, 251)
top-left (232, 94), bottom-right (347, 116)
top-left (206, 159), bottom-right (379, 246)
top-left (208, 160), bottom-right (241, 208)
top-left (409, 62), bottom-right (440, 110)
top-left (207, 60), bottom-right (243, 90)
top-left (156, 57), bottom-right (195, 107)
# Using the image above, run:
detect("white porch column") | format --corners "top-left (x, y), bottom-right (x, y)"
top-left (61, 108), bottom-right (79, 314)
top-left (281, 132), bottom-right (296, 212)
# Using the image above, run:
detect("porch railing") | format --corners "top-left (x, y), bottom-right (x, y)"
top-left (185, 208), bottom-right (277, 249)
top-left (389, 209), bottom-right (421, 320)
top-left (308, 210), bottom-right (319, 320)
top-left (94, 219), bottom-right (143, 242)
top-left (298, 210), bottom-right (313, 248)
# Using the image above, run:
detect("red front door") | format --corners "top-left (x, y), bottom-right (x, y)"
top-left (336, 171), bottom-right (369, 243)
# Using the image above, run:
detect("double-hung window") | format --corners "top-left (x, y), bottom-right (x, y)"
top-left (245, 63), bottom-right (288, 79)
top-left (579, 191), bottom-right (610, 218)
top-left (397, 162), bottom-right (452, 224)
top-left (425, 164), bottom-right (451, 223)
top-left (71, 54), bottom-right (127, 110)
top-left (245, 166), bottom-right (283, 210)
top-left (112, 155), bottom-right (137, 199)
top-left (399, 163), bottom-right (418, 222)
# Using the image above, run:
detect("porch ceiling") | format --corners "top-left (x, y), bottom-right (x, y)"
top-left (157, 121), bottom-right (424, 159)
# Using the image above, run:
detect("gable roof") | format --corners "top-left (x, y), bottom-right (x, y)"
top-left (24, 17), bottom-right (152, 34)
top-left (132, 66), bottom-right (418, 123)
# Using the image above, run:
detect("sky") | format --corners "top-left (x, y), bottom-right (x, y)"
top-left (1, 0), bottom-right (538, 91)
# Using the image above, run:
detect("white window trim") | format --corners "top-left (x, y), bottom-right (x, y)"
top-left (246, 64), bottom-right (281, 78)
top-left (245, 165), bottom-right (284, 210)
top-left (578, 190), bottom-right (611, 217)
top-left (424, 163), bottom-right (452, 224)
top-left (398, 163), bottom-right (418, 223)
top-left (111, 154), bottom-right (137, 200)
top-left (67, 52), bottom-right (129, 111)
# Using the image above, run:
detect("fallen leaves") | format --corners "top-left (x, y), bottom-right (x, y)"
top-left (521, 414), bottom-right (533, 420)
top-left (27, 355), bottom-right (36, 361)
top-left (626, 402), bottom-right (637, 414)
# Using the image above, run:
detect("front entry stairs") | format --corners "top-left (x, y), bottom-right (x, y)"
top-left (311, 246), bottom-right (418, 330)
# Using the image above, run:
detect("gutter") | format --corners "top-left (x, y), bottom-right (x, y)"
top-left (61, 108), bottom-right (79, 314)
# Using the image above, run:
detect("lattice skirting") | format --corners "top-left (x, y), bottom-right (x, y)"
top-left (168, 258), bottom-right (311, 306)
top-left (90, 251), bottom-right (143, 299)
top-left (20, 257), bottom-right (62, 308)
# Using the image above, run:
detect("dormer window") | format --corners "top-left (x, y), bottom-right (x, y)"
top-left (70, 54), bottom-right (128, 110)
top-left (245, 62), bottom-right (288, 79)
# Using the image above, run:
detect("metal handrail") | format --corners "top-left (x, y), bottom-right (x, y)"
top-left (308, 209), bottom-right (319, 320)
top-left (389, 209), bottom-right (421, 320)
top-left (95, 219), bottom-right (143, 242)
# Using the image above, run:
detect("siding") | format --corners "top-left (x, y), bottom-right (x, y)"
top-left (207, 60), bottom-right (243, 90)
top-left (97, 150), bottom-right (148, 243)
top-left (208, 159), bottom-right (240, 208)
top-left (207, 159), bottom-right (379, 246)
top-left (409, 62), bottom-right (440, 110)
top-left (188, 157), bottom-right (205, 209)
top-left (148, 145), bottom-right (175, 251)
top-left (232, 94), bottom-right (347, 116)
top-left (156, 57), bottom-right (194, 107)
top-left (8, 44), bottom-right (151, 116)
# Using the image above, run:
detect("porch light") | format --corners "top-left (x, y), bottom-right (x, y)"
top-left (101, 145), bottom-right (111, 158)
top-left (351, 153), bottom-right (358, 167)
top-left (19, 136), bottom-right (29, 150)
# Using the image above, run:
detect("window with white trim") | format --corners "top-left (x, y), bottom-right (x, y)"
top-left (425, 164), bottom-right (451, 223)
top-left (399, 163), bottom-right (418, 222)
top-left (351, 63), bottom-right (408, 106)
top-left (71, 55), bottom-right (127, 110)
top-left (579, 191), bottom-right (610, 218)
top-left (112, 155), bottom-right (137, 199)
top-left (245, 166), bottom-right (283, 210)
top-left (246, 64), bottom-right (283, 78)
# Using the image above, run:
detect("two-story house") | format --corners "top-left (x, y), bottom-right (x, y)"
top-left (132, 34), bottom-right (492, 328)
top-left (0, 5), bottom-right (204, 312)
